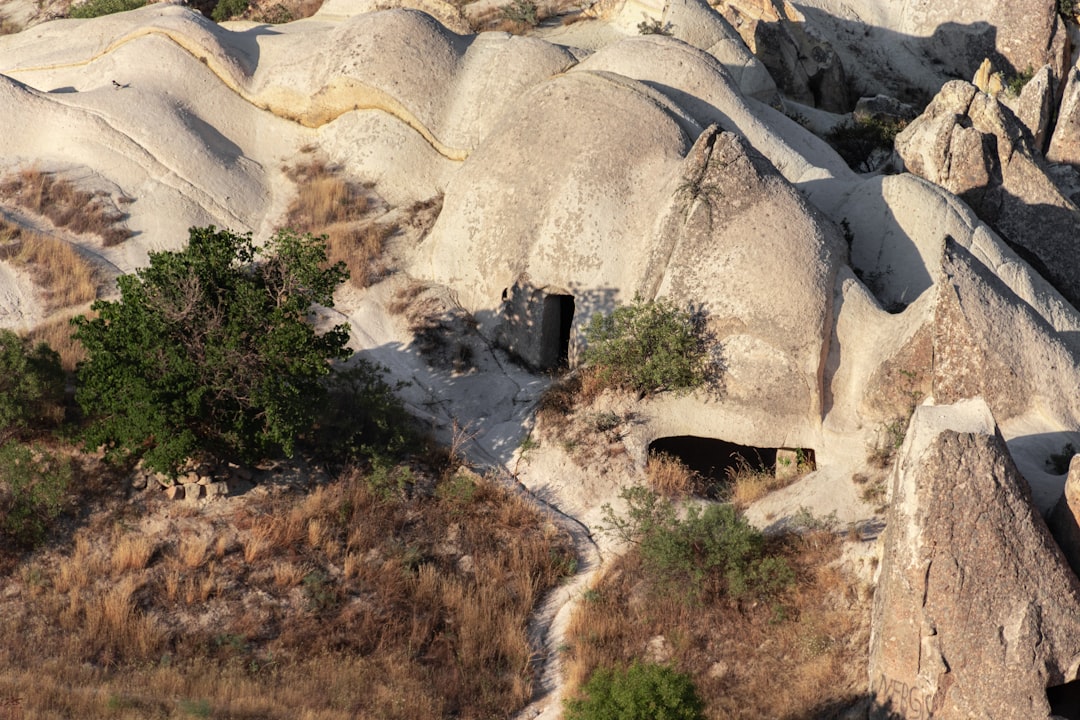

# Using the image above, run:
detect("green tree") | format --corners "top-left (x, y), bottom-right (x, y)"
top-left (72, 226), bottom-right (351, 476)
top-left (584, 296), bottom-right (713, 397)
top-left (565, 662), bottom-right (704, 720)
top-left (0, 330), bottom-right (65, 442)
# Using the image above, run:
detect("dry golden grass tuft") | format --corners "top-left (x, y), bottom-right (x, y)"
top-left (0, 167), bottom-right (133, 246)
top-left (563, 532), bottom-right (870, 718)
top-left (282, 158), bottom-right (398, 288)
top-left (646, 451), bottom-right (701, 497)
top-left (727, 455), bottom-right (798, 508)
top-left (0, 219), bottom-right (99, 312)
top-left (110, 533), bottom-right (156, 575)
top-left (0, 454), bottom-right (575, 719)
top-left (178, 533), bottom-right (212, 569)
top-left (24, 312), bottom-right (90, 371)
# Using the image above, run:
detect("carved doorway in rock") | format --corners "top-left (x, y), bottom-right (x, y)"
top-left (540, 292), bottom-right (574, 370)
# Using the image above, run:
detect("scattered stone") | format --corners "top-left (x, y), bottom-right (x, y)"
top-left (165, 484), bottom-right (185, 501)
top-left (644, 634), bottom-right (673, 664)
top-left (204, 481), bottom-right (230, 498)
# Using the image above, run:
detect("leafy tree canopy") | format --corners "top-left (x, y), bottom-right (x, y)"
top-left (72, 227), bottom-right (351, 475)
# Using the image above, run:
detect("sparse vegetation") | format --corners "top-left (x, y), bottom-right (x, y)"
top-left (0, 168), bottom-right (133, 246)
top-left (282, 158), bottom-right (398, 288)
top-left (0, 461), bottom-right (575, 718)
top-left (1060, 0), bottom-right (1078, 19)
top-left (0, 441), bottom-right (71, 548)
top-left (637, 18), bottom-right (672, 35)
top-left (601, 485), bottom-right (793, 602)
top-left (584, 296), bottom-right (715, 397)
top-left (68, 0), bottom-right (146, 18)
top-left (566, 662), bottom-right (704, 720)
top-left (500, 0), bottom-right (538, 26)
top-left (565, 508), bottom-right (870, 718)
top-left (1006, 65), bottom-right (1036, 97)
top-left (211, 0), bottom-right (249, 21)
top-left (72, 226), bottom-right (353, 476)
top-left (825, 116), bottom-right (908, 172)
top-left (0, 330), bottom-right (64, 442)
top-left (647, 451), bottom-right (701, 498)
top-left (0, 221), bottom-right (99, 312)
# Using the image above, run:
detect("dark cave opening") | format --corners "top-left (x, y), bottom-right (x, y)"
top-left (648, 436), bottom-right (778, 484)
top-left (1048, 679), bottom-right (1080, 720)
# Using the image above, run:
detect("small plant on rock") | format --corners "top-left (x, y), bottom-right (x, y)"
top-left (584, 296), bottom-right (716, 397)
top-left (500, 0), bottom-right (538, 26)
top-left (637, 18), bottom-right (672, 35)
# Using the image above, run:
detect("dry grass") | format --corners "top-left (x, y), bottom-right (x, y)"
top-left (0, 460), bottom-right (575, 719)
top-left (0, 16), bottom-right (21, 34)
top-left (0, 221), bottom-right (99, 312)
top-left (0, 167), bottom-right (133, 246)
top-left (563, 533), bottom-right (871, 718)
top-left (24, 312), bottom-right (88, 372)
top-left (110, 533), bottom-right (156, 575)
top-left (282, 158), bottom-right (397, 288)
top-left (727, 455), bottom-right (798, 508)
top-left (646, 451), bottom-right (701, 497)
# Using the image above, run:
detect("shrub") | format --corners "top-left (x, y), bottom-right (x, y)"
top-left (69, 0), bottom-right (146, 17)
top-left (500, 0), bottom-right (538, 25)
top-left (1006, 66), bottom-right (1035, 97)
top-left (565, 662), bottom-right (704, 720)
top-left (211, 0), bottom-right (249, 21)
top-left (601, 486), bottom-right (793, 600)
top-left (73, 226), bottom-right (351, 476)
top-left (637, 18), bottom-right (672, 35)
top-left (584, 296), bottom-right (713, 397)
top-left (0, 330), bottom-right (65, 442)
top-left (0, 441), bottom-right (72, 547)
top-left (825, 116), bottom-right (907, 172)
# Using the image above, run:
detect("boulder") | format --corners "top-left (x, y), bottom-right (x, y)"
top-left (1049, 64), bottom-right (1080, 166)
top-left (869, 399), bottom-right (1080, 719)
top-left (853, 95), bottom-right (918, 125)
top-left (1047, 455), bottom-right (1080, 577)
top-left (1014, 65), bottom-right (1055, 154)
top-left (896, 80), bottom-right (1080, 310)
top-left (714, 0), bottom-right (848, 111)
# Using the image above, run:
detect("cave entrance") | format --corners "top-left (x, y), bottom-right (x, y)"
top-left (1048, 679), bottom-right (1080, 720)
top-left (648, 436), bottom-right (777, 484)
top-left (539, 293), bottom-right (574, 370)
top-left (647, 436), bottom-right (817, 496)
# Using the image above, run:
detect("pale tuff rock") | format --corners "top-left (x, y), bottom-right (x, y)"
top-left (713, 0), bottom-right (848, 111)
top-left (1047, 455), bottom-right (1080, 577)
top-left (896, 80), bottom-right (1080, 310)
top-left (869, 399), bottom-right (1080, 720)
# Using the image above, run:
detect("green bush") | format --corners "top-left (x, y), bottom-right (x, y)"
top-left (211, 0), bottom-right (249, 22)
top-left (68, 0), bottom-right (146, 18)
top-left (602, 486), bottom-right (793, 600)
top-left (825, 116), bottom-right (907, 172)
top-left (0, 441), bottom-right (71, 547)
top-left (73, 226), bottom-right (351, 476)
top-left (313, 361), bottom-right (412, 466)
top-left (500, 0), bottom-right (538, 25)
top-left (584, 296), bottom-right (713, 397)
top-left (0, 330), bottom-right (65, 442)
top-left (565, 662), bottom-right (704, 720)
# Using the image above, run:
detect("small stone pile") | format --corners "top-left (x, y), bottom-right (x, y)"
top-left (132, 459), bottom-right (255, 500)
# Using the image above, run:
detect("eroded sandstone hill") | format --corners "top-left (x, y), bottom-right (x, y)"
top-left (4, 0), bottom-right (1080, 717)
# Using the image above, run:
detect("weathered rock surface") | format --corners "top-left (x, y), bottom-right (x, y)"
top-left (894, 0), bottom-right (1069, 90)
top-left (896, 80), bottom-right (1080, 310)
top-left (869, 399), bottom-right (1080, 719)
top-left (1047, 455), bottom-right (1080, 577)
top-left (714, 0), bottom-right (848, 111)
top-left (1049, 63), bottom-right (1080, 166)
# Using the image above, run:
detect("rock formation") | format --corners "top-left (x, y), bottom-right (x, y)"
top-left (895, 80), bottom-right (1080, 310)
top-left (869, 399), bottom-right (1080, 720)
